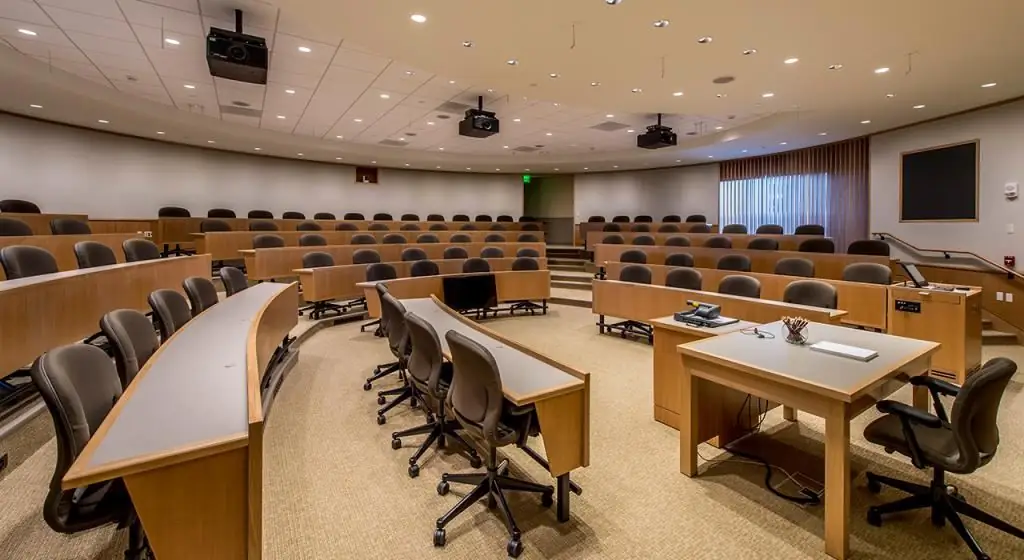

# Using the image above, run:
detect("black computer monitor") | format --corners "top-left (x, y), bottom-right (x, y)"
top-left (900, 262), bottom-right (929, 288)
top-left (442, 274), bottom-right (498, 311)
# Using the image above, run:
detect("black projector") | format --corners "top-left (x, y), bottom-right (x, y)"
top-left (207, 25), bottom-right (268, 84)
top-left (459, 109), bottom-right (500, 138)
top-left (636, 124), bottom-right (677, 150)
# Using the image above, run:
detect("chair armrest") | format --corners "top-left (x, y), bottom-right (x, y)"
top-left (910, 376), bottom-right (960, 397)
top-left (876, 400), bottom-right (943, 429)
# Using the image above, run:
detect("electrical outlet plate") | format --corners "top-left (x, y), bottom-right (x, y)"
top-left (1007, 293), bottom-right (1015, 303)
top-left (997, 292), bottom-right (1005, 301)
top-left (144, 231), bottom-right (153, 238)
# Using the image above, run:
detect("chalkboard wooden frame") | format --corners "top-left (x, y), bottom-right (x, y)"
top-left (899, 139), bottom-right (979, 223)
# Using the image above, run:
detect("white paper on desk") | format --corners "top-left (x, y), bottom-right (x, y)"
top-left (809, 341), bottom-right (878, 362)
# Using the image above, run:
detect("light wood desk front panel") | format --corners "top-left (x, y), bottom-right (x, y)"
top-left (586, 232), bottom-right (823, 251)
top-left (244, 242), bottom-right (545, 280)
top-left (0, 213), bottom-right (89, 235)
top-left (887, 283), bottom-right (982, 383)
top-left (88, 219), bottom-right (158, 235)
top-left (603, 262), bottom-right (888, 330)
top-left (594, 244), bottom-right (891, 281)
top-left (363, 270), bottom-right (551, 318)
top-left (0, 233), bottom-right (143, 278)
top-left (0, 254), bottom-right (212, 373)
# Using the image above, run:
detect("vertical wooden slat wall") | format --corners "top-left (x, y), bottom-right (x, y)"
top-left (719, 138), bottom-right (869, 252)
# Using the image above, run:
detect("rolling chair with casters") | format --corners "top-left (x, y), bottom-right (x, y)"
top-left (299, 233), bottom-right (327, 247)
top-left (474, 214), bottom-right (493, 222)
top-left (400, 223), bottom-right (421, 231)
top-left (433, 331), bottom-right (554, 558)
top-left (368, 223), bottom-right (390, 231)
top-left (391, 312), bottom-right (482, 477)
top-left (496, 215), bottom-right (514, 222)
top-left (100, 309), bottom-right (159, 388)
top-left (219, 266), bottom-right (248, 297)
top-left (462, 258), bottom-right (491, 273)
top-left (351, 233), bottom-right (376, 244)
top-left (182, 276), bottom-right (218, 317)
top-left (335, 222), bottom-right (359, 231)
top-left (122, 239), bottom-right (161, 262)
top-left (452, 214), bottom-right (470, 222)
top-left (249, 221), bottom-right (279, 232)
top-left (599, 264), bottom-right (654, 343)
top-left (657, 224), bottom-right (681, 233)
top-left (630, 223), bottom-right (651, 232)
top-left (373, 213), bottom-right (393, 221)
top-left (50, 218), bottom-right (91, 235)
top-left (508, 257), bottom-right (546, 315)
top-left (427, 214), bottom-right (445, 221)
top-left (516, 248), bottom-right (540, 258)
top-left (363, 283), bottom-right (400, 391)
top-left (843, 263), bottom-right (892, 285)
top-left (283, 211), bottom-right (305, 220)
top-left (0, 245), bottom-right (57, 279)
top-left (428, 223), bottom-right (449, 231)
top-left (666, 267), bottom-right (702, 290)
top-left (756, 224), bottom-right (784, 234)
top-left (662, 214), bottom-right (682, 222)
top-left (601, 223), bottom-right (622, 232)
top-left (847, 239), bottom-right (891, 256)
top-left (373, 292), bottom-right (416, 425)
top-left (410, 259), bottom-right (440, 276)
top-left (688, 223), bottom-right (712, 233)
top-left (147, 289), bottom-right (191, 341)
top-left (863, 358), bottom-right (1024, 559)
top-left (782, 280), bottom-right (837, 308)
top-left (417, 233), bottom-right (440, 243)
top-left (207, 208), bottom-right (236, 218)
top-left (611, 215), bottom-right (630, 223)
top-left (718, 275), bottom-right (761, 298)
top-left (703, 236), bottom-right (732, 249)
top-left (31, 344), bottom-right (150, 560)
top-left (747, 237), bottom-right (780, 251)
top-left (517, 233), bottom-right (539, 242)
top-left (665, 253), bottom-right (694, 267)
top-left (0, 217), bottom-right (33, 236)
top-left (794, 224), bottom-right (825, 235)
top-left (0, 199), bottom-right (41, 213)
top-left (382, 233), bottom-right (406, 244)
top-left (443, 247), bottom-right (468, 259)
top-left (488, 223), bottom-right (506, 231)
top-left (314, 212), bottom-right (336, 220)
top-left (665, 236), bottom-right (690, 247)
top-left (459, 223), bottom-right (477, 231)
top-left (401, 248), bottom-right (428, 261)
top-left (300, 252), bottom-right (346, 319)
top-left (601, 234), bottom-right (624, 244)
top-left (248, 210), bottom-right (273, 219)
top-left (73, 241), bottom-right (117, 268)
top-left (343, 213), bottom-right (364, 220)
top-left (296, 221), bottom-right (321, 231)
top-left (484, 233), bottom-right (505, 243)
top-left (620, 249), bottom-right (647, 264)
top-left (400, 213), bottom-right (420, 221)
top-left (799, 238), bottom-right (835, 253)
top-left (359, 263), bottom-right (397, 334)
top-left (520, 223), bottom-right (541, 231)
top-left (634, 215), bottom-right (653, 223)
top-left (685, 214), bottom-right (706, 223)
top-left (717, 254), bottom-right (752, 272)
top-left (480, 247), bottom-right (504, 259)
top-left (774, 257), bottom-right (815, 278)
top-left (722, 224), bottom-right (748, 234)
top-left (632, 235), bottom-right (655, 246)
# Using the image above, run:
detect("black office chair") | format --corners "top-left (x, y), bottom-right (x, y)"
top-left (783, 280), bottom-right (837, 308)
top-left (452, 214), bottom-right (470, 222)
top-left (0, 245), bottom-right (57, 279)
top-left (182, 276), bottom-right (218, 317)
top-left (314, 212), bottom-right (336, 220)
top-left (392, 312), bottom-right (483, 477)
top-left (417, 234), bottom-right (440, 243)
top-left (508, 257), bottom-right (545, 314)
top-left (300, 252), bottom-right (345, 319)
top-left (207, 208), bottom-right (236, 218)
top-left (612, 215), bottom-right (630, 223)
top-left (756, 224), bottom-right (784, 234)
top-left (353, 249), bottom-right (381, 264)
top-left (283, 211), bottom-right (305, 220)
top-left (374, 213), bottom-right (393, 221)
top-left (688, 223), bottom-right (712, 234)
top-left (489, 224), bottom-right (507, 233)
top-left (519, 216), bottom-right (538, 223)
top-left (704, 236), bottom-right (732, 249)
top-left (600, 265), bottom-right (654, 343)
top-left (219, 266), bottom-right (248, 296)
top-left (602, 234), bottom-right (624, 244)
top-left (382, 233), bottom-right (406, 244)
top-left (299, 234), bottom-right (327, 247)
top-left (73, 241), bottom-right (117, 269)
top-left (343, 213), bottom-right (365, 220)
top-left (0, 199), bottom-right (41, 213)
top-left (351, 234), bottom-right (376, 245)
top-left (474, 214), bottom-right (493, 222)
top-left (410, 260), bottom-right (440, 276)
top-left (587, 216), bottom-right (606, 223)
top-left (401, 213), bottom-right (420, 221)
top-left (722, 224), bottom-right (748, 234)
top-left (863, 358), bottom-right (1024, 560)
top-left (662, 214), bottom-right (682, 223)
top-left (122, 239), bottom-right (161, 262)
top-left (367, 262), bottom-right (397, 281)
top-left (372, 293), bottom-right (417, 425)
top-left (369, 224), bottom-right (390, 231)
top-left (795, 224), bottom-right (825, 235)
top-left (402, 248), bottom-right (428, 261)
top-left (462, 258), bottom-right (491, 273)
top-left (429, 223), bottom-right (449, 231)
top-left (100, 309), bottom-right (159, 388)
top-left (363, 283), bottom-right (396, 376)
top-left (717, 254), bottom-right (751, 272)
top-left (657, 224), bottom-right (681, 233)
top-left (843, 263), bottom-right (892, 285)
top-left (484, 234), bottom-right (505, 243)
top-left (747, 237), bottom-right (780, 251)
top-left (481, 247), bottom-right (504, 259)
top-left (444, 247), bottom-right (468, 259)
top-left (0, 217), bottom-right (32, 236)
top-left (774, 257), bottom-right (815, 278)
top-left (459, 224), bottom-right (477, 231)
top-left (427, 214), bottom-right (446, 221)
top-left (665, 236), bottom-right (690, 247)
top-left (496, 215), bottom-right (514, 222)
top-left (336, 222), bottom-right (359, 231)
top-left (666, 268), bottom-right (702, 290)
top-left (685, 214), bottom-right (706, 223)
top-left (631, 224), bottom-right (651, 232)
top-left (248, 210), bottom-right (274, 219)
top-left (435, 331), bottom-right (554, 558)
top-left (632, 235), bottom-right (656, 246)
top-left (50, 218), bottom-right (91, 235)
top-left (401, 224), bottom-right (421, 231)
top-left (200, 219), bottom-right (232, 232)
top-left (249, 220), bottom-right (278, 232)
top-left (511, 257), bottom-right (539, 271)
top-left (521, 223), bottom-right (541, 231)
top-left (620, 250), bottom-right (647, 264)
top-left (665, 253), bottom-right (694, 267)
top-left (848, 240), bottom-right (891, 256)
top-left (516, 248), bottom-right (540, 258)
top-left (602, 223), bottom-right (622, 232)
top-left (297, 221), bottom-right (322, 231)
top-left (517, 234), bottom-right (539, 242)
top-left (634, 215), bottom-right (653, 223)
top-left (253, 234), bottom-right (285, 249)
top-left (451, 234), bottom-right (472, 243)
top-left (31, 344), bottom-right (148, 560)
top-left (357, 264), bottom-right (399, 336)
top-left (718, 275), bottom-right (761, 298)
top-left (799, 238), bottom-right (836, 253)
top-left (147, 289), bottom-right (191, 341)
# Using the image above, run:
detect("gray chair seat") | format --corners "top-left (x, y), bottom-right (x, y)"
top-left (864, 415), bottom-right (963, 469)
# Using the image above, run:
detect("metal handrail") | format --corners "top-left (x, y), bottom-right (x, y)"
top-left (873, 231), bottom-right (1024, 281)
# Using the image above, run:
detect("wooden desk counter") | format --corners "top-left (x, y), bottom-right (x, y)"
top-left (0, 232), bottom-right (144, 278)
top-left (887, 282), bottom-right (982, 383)
top-left (586, 231), bottom-right (823, 251)
top-left (64, 282), bottom-right (298, 560)
top-left (88, 218), bottom-right (158, 236)
top-left (0, 212), bottom-right (89, 235)
top-left (243, 241), bottom-right (545, 280)
top-left (0, 254), bottom-right (212, 374)
top-left (594, 244), bottom-right (891, 281)
top-left (603, 262), bottom-right (888, 330)
top-left (297, 257), bottom-right (547, 303)
top-left (361, 270), bottom-right (551, 318)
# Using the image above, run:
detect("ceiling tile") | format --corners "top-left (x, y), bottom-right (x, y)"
top-left (65, 31), bottom-right (145, 58)
top-left (5, 36), bottom-right (82, 60)
top-left (99, 64), bottom-right (161, 85)
top-left (331, 47), bottom-right (388, 74)
top-left (40, 6), bottom-right (136, 43)
top-left (265, 67), bottom-right (321, 90)
top-left (89, 52), bottom-right (156, 74)
top-left (276, 10), bottom-right (339, 46)
top-left (0, 18), bottom-right (64, 45)
top-left (202, 17), bottom-right (274, 49)
top-left (372, 64), bottom-right (432, 95)
top-left (38, 0), bottom-right (123, 20)
top-left (198, 0), bottom-right (276, 29)
top-left (137, 0), bottom-right (200, 14)
top-left (0, 1), bottom-right (53, 26)
top-left (120, 1), bottom-right (204, 38)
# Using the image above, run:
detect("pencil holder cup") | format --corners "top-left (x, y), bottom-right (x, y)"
top-left (783, 316), bottom-right (808, 345)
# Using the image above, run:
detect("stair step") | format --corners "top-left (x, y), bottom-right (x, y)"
top-left (551, 274), bottom-right (592, 284)
top-left (551, 280), bottom-right (593, 291)
top-left (982, 330), bottom-right (1017, 345)
top-left (548, 257), bottom-right (588, 265)
top-left (550, 297), bottom-right (592, 309)
top-left (982, 318), bottom-right (993, 329)
top-left (550, 264), bottom-right (587, 272)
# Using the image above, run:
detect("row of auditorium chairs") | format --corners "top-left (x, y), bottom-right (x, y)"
top-left (159, 207), bottom-right (531, 222)
top-left (587, 214), bottom-right (706, 223)
top-left (301, 246), bottom-right (542, 267)
top-left (254, 232), bottom-right (541, 248)
top-left (0, 239), bottom-right (164, 279)
top-left (0, 217), bottom-right (94, 236)
top-left (602, 235), bottom-right (890, 256)
top-left (615, 250), bottom-right (892, 284)
top-left (204, 219), bottom-right (542, 233)
top-left (599, 223), bottom-right (824, 235)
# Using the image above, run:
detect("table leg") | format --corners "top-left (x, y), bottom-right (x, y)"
top-left (556, 474), bottom-right (570, 522)
top-left (679, 363), bottom-right (698, 477)
top-left (824, 402), bottom-right (851, 560)
top-left (783, 406), bottom-right (798, 422)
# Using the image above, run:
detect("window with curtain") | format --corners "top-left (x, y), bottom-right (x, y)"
top-left (718, 137), bottom-right (869, 251)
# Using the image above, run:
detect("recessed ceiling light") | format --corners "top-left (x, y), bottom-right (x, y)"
top-left (438, 147), bottom-right (445, 150)
top-left (285, 89), bottom-right (296, 94)
top-left (697, 36), bottom-right (713, 44)
top-left (513, 118), bottom-right (521, 122)
top-left (716, 93), bottom-right (727, 98)
top-left (496, 168), bottom-right (501, 171)
top-left (506, 59), bottom-right (518, 66)
top-left (606, 114), bottom-right (614, 118)
top-left (780, 142), bottom-right (787, 145)
top-left (554, 168), bottom-right (559, 171)
top-left (742, 49), bottom-right (757, 55)
top-left (549, 73), bottom-right (559, 78)
top-left (354, 118), bottom-right (363, 122)
top-left (605, 0), bottom-right (622, 4)
top-left (861, 120), bottom-right (871, 124)
top-left (297, 153), bottom-right (303, 156)
top-left (715, 126), bottom-right (723, 130)
top-left (184, 84), bottom-right (195, 89)
top-left (164, 38), bottom-right (179, 45)
top-left (98, 119), bottom-right (109, 124)
top-left (631, 88), bottom-right (642, 93)
top-left (448, 80), bottom-right (456, 84)
top-left (254, 147), bottom-right (261, 151)
top-left (298, 46), bottom-right (311, 53)
top-left (411, 14), bottom-right (427, 23)
top-left (613, 165), bottom-right (619, 169)
top-left (762, 92), bottom-right (775, 98)
top-left (672, 91), bottom-right (683, 97)
top-left (371, 160), bottom-right (376, 164)
top-left (461, 41), bottom-right (473, 48)
top-left (503, 145), bottom-right (509, 149)
top-left (404, 163), bottom-right (410, 167)
top-left (488, 89), bottom-right (494, 93)
top-left (885, 93), bottom-right (896, 98)
top-left (590, 82), bottom-right (600, 87)
top-left (399, 137), bottom-right (405, 141)
top-left (336, 157), bottom-right (343, 160)
top-left (553, 102), bottom-right (560, 107)
top-left (436, 165), bottom-right (441, 169)
top-left (18, 29), bottom-right (37, 36)
top-left (982, 82), bottom-right (997, 88)
top-left (784, 57), bottom-right (799, 64)
top-left (207, 140), bottom-right (215, 144)
top-left (545, 132), bottom-right (553, 136)
top-left (874, 67), bottom-right (890, 74)
top-left (819, 132), bottom-right (828, 136)
top-left (427, 121), bottom-right (435, 125)
top-left (676, 159), bottom-right (682, 163)
top-left (380, 93), bottom-right (390, 99)
top-left (742, 149), bottom-right (748, 153)
top-left (708, 155), bottom-right (714, 159)
top-left (336, 135), bottom-right (343, 139)
top-left (276, 115), bottom-right (286, 119)
top-left (466, 167), bottom-right (472, 170)
top-left (913, 104), bottom-right (926, 109)
top-left (653, 19), bottom-right (670, 28)
top-left (627, 129), bottom-right (635, 133)
top-left (828, 64), bottom-right (843, 70)
top-left (156, 131), bottom-right (164, 135)
top-left (29, 104), bottom-right (42, 109)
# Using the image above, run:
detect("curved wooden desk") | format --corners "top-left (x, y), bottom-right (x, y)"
top-left (0, 255), bottom-right (211, 374)
top-left (361, 270), bottom-right (551, 318)
top-left (586, 232), bottom-right (824, 251)
top-left (0, 232), bottom-right (143, 278)
top-left (63, 282), bottom-right (298, 560)
top-left (402, 296), bottom-right (589, 520)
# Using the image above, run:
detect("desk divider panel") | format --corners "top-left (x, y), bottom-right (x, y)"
top-left (585, 232), bottom-right (824, 251)
top-left (363, 270), bottom-right (551, 318)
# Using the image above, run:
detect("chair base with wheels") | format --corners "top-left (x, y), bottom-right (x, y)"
top-left (391, 398), bottom-right (482, 478)
top-left (597, 315), bottom-right (653, 344)
top-left (509, 299), bottom-right (547, 316)
top-left (373, 377), bottom-right (415, 425)
top-left (865, 469), bottom-right (1024, 559)
top-left (433, 447), bottom-right (553, 558)
top-left (363, 361), bottom-right (400, 391)
top-left (300, 299), bottom-right (347, 320)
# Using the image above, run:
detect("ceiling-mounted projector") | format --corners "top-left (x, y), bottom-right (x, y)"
top-left (459, 96), bottom-right (500, 138)
top-left (207, 9), bottom-right (268, 84)
top-left (636, 113), bottom-right (677, 149)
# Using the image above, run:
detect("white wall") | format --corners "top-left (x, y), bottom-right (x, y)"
top-left (572, 164), bottom-right (720, 223)
top-left (0, 113), bottom-right (523, 219)
top-left (870, 100), bottom-right (1024, 263)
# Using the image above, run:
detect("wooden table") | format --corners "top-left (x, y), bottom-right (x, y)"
top-left (677, 321), bottom-right (939, 559)
top-left (361, 270), bottom-right (551, 318)
top-left (0, 255), bottom-right (212, 373)
top-left (586, 232), bottom-right (824, 251)
top-left (887, 282), bottom-right (982, 383)
top-left (402, 296), bottom-right (588, 521)
top-left (63, 282), bottom-right (298, 560)
top-left (0, 212), bottom-right (88, 235)
top-left (0, 233), bottom-right (143, 278)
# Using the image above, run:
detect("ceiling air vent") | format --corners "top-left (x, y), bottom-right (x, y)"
top-left (220, 104), bottom-right (262, 118)
top-left (513, 146), bottom-right (540, 153)
top-left (379, 139), bottom-right (408, 147)
top-left (434, 101), bottom-right (473, 114)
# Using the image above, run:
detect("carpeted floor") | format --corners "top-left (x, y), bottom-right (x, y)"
top-left (1, 304), bottom-right (1023, 559)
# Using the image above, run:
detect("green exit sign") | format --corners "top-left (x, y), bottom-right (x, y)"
top-left (523, 174), bottom-right (532, 184)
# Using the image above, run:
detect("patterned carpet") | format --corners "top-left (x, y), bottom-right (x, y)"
top-left (1, 304), bottom-right (1023, 559)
